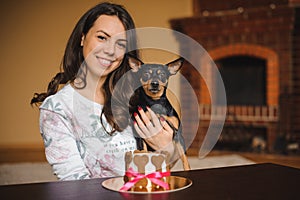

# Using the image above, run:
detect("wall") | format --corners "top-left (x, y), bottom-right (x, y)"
top-left (170, 1), bottom-right (298, 153)
top-left (0, 0), bottom-right (192, 159)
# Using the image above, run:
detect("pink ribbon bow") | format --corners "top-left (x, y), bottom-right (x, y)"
top-left (119, 168), bottom-right (170, 191)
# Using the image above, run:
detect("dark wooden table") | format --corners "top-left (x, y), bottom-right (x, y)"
top-left (1, 163), bottom-right (299, 200)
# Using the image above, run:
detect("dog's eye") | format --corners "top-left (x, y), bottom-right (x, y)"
top-left (159, 73), bottom-right (167, 83)
top-left (142, 72), bottom-right (151, 81)
top-left (159, 73), bottom-right (166, 78)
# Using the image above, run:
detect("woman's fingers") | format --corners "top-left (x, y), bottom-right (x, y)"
top-left (146, 106), bottom-right (160, 127)
top-left (137, 106), bottom-right (152, 126)
top-left (160, 115), bottom-right (173, 134)
top-left (134, 112), bottom-right (150, 138)
top-left (134, 106), bottom-right (163, 138)
top-left (133, 120), bottom-right (144, 137)
top-left (133, 106), bottom-right (175, 151)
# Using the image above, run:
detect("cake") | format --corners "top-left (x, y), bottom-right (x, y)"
top-left (122, 150), bottom-right (171, 192)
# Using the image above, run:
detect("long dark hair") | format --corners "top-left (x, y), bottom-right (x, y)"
top-left (31, 2), bottom-right (138, 134)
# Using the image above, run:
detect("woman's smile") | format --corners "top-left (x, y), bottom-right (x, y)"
top-left (96, 56), bottom-right (114, 68)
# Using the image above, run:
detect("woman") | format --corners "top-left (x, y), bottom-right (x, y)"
top-left (31, 2), bottom-right (175, 180)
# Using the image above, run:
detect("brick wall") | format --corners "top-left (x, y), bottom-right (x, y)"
top-left (193, 0), bottom-right (289, 14)
top-left (170, 1), bottom-right (299, 153)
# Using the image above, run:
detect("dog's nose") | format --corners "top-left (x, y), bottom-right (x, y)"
top-left (151, 81), bottom-right (159, 89)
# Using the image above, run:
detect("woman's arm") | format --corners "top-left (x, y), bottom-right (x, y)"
top-left (40, 109), bottom-right (91, 180)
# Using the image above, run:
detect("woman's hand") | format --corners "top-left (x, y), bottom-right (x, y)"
top-left (133, 106), bottom-right (174, 153)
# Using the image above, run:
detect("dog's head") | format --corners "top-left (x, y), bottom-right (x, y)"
top-left (128, 56), bottom-right (184, 100)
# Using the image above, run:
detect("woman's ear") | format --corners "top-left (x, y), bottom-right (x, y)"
top-left (128, 55), bottom-right (144, 72)
top-left (81, 35), bottom-right (85, 46)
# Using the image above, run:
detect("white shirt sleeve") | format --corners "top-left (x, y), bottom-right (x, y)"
top-left (40, 109), bottom-right (91, 180)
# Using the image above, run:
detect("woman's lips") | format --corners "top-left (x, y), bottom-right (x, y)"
top-left (97, 57), bottom-right (113, 67)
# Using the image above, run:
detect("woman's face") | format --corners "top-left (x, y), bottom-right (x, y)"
top-left (81, 15), bottom-right (127, 80)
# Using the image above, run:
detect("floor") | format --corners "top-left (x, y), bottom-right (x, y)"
top-left (206, 150), bottom-right (300, 169)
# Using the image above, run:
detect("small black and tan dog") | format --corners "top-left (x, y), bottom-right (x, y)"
top-left (128, 55), bottom-right (190, 170)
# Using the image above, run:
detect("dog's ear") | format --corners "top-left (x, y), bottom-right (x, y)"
top-left (166, 57), bottom-right (184, 75)
top-left (128, 55), bottom-right (144, 72)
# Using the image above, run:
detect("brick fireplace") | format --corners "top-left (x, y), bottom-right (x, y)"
top-left (170, 0), bottom-right (300, 153)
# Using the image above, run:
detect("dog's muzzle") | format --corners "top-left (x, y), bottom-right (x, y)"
top-left (149, 81), bottom-right (160, 93)
top-left (151, 81), bottom-right (159, 89)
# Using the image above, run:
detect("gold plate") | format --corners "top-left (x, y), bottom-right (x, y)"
top-left (102, 176), bottom-right (192, 194)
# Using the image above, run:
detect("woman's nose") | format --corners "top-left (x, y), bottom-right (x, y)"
top-left (103, 40), bottom-right (115, 56)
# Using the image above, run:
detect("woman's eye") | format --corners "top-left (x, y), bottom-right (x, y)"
top-left (97, 35), bottom-right (107, 41)
top-left (116, 41), bottom-right (127, 49)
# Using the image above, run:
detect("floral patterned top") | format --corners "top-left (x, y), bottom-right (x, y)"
top-left (39, 84), bottom-right (137, 180)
